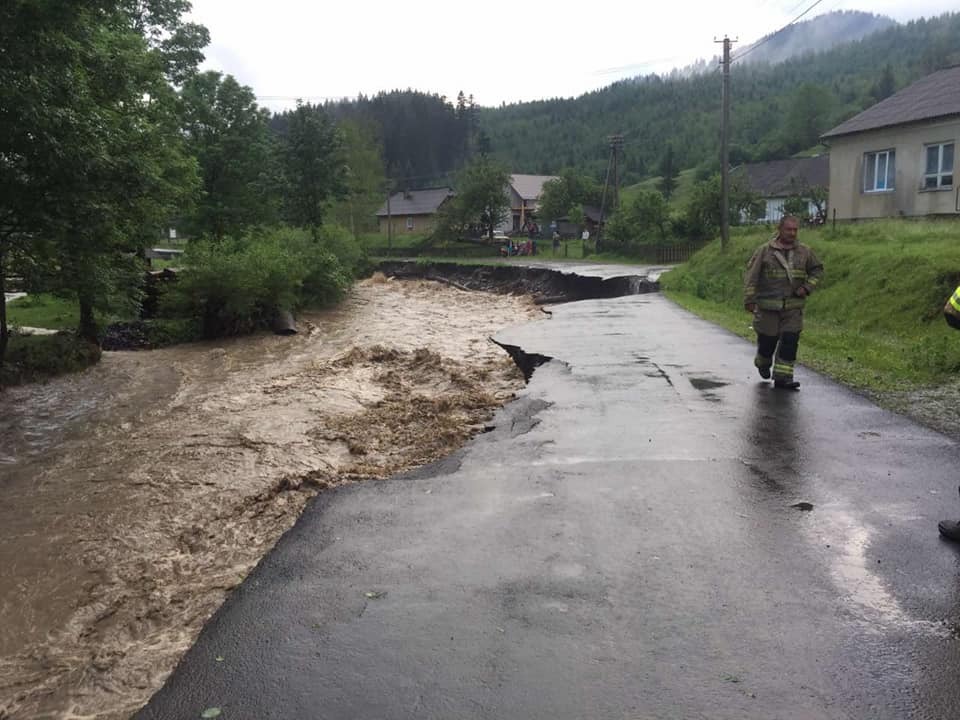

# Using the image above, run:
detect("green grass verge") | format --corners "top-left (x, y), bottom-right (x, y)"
top-left (6, 294), bottom-right (80, 330)
top-left (660, 219), bottom-right (960, 393)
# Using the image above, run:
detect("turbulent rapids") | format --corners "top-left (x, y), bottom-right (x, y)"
top-left (0, 274), bottom-right (540, 720)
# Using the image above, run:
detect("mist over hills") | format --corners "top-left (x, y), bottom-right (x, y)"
top-left (733, 10), bottom-right (896, 66)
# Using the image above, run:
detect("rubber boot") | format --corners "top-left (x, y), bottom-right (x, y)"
top-left (774, 378), bottom-right (800, 390)
top-left (939, 486), bottom-right (960, 542)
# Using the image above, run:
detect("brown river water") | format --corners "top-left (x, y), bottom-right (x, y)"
top-left (0, 275), bottom-right (539, 719)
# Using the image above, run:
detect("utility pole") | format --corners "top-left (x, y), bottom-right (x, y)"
top-left (716, 35), bottom-right (736, 252)
top-left (597, 133), bottom-right (624, 252)
top-left (385, 181), bottom-right (393, 249)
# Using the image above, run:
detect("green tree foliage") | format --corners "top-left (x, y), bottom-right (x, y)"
top-left (323, 90), bottom-right (475, 186)
top-left (0, 0), bottom-right (207, 351)
top-left (165, 226), bottom-right (355, 337)
top-left (279, 102), bottom-right (349, 238)
top-left (605, 190), bottom-right (671, 247)
top-left (870, 64), bottom-right (896, 104)
top-left (680, 174), bottom-right (762, 241)
top-left (781, 83), bottom-right (835, 154)
top-left (180, 71), bottom-right (280, 238)
top-left (473, 13), bottom-right (960, 177)
top-left (658, 145), bottom-right (679, 200)
top-left (783, 179), bottom-right (829, 221)
top-left (538, 170), bottom-right (603, 224)
top-left (330, 119), bottom-right (387, 236)
top-left (434, 157), bottom-right (511, 241)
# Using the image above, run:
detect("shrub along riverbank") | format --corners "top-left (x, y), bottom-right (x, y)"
top-left (1, 225), bottom-right (370, 387)
top-left (660, 219), bottom-right (960, 431)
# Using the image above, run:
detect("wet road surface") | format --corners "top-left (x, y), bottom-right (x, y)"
top-left (137, 289), bottom-right (960, 719)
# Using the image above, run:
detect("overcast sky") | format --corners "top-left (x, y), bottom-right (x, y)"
top-left (187, 0), bottom-right (956, 112)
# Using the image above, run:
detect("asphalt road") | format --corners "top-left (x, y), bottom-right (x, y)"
top-left (137, 283), bottom-right (960, 720)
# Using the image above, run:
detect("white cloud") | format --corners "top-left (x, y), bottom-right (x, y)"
top-left (186, 0), bottom-right (957, 110)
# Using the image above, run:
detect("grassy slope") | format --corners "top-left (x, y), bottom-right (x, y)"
top-left (621, 169), bottom-right (697, 211)
top-left (6, 294), bottom-right (80, 329)
top-left (660, 220), bottom-right (960, 393)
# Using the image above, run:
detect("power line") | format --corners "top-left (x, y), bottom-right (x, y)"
top-left (731, 0), bottom-right (829, 64)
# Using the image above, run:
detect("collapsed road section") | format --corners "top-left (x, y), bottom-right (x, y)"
top-left (378, 261), bottom-right (660, 305)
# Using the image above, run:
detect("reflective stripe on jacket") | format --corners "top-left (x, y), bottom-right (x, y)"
top-left (949, 286), bottom-right (960, 314)
top-left (944, 285), bottom-right (960, 319)
top-left (744, 238), bottom-right (824, 309)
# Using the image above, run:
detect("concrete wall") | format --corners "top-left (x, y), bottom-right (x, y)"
top-left (827, 118), bottom-right (960, 219)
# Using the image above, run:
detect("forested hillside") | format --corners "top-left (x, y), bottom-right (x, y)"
top-left (478, 12), bottom-right (960, 183)
top-left (315, 12), bottom-right (959, 189)
top-left (735, 10), bottom-right (895, 66)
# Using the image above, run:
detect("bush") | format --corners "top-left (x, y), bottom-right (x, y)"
top-left (162, 226), bottom-right (357, 338)
top-left (1, 332), bottom-right (101, 386)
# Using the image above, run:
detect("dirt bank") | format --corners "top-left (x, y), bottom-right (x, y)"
top-left (0, 274), bottom-right (540, 720)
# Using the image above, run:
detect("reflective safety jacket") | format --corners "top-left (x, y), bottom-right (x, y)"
top-left (744, 237), bottom-right (824, 311)
top-left (944, 285), bottom-right (960, 329)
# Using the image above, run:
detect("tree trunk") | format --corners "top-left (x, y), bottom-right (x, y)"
top-left (78, 293), bottom-right (98, 343)
top-left (0, 251), bottom-right (8, 368)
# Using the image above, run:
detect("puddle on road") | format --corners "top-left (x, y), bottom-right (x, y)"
top-left (688, 377), bottom-right (728, 391)
top-left (0, 274), bottom-right (539, 720)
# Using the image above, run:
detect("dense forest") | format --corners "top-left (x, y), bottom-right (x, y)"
top-left (480, 11), bottom-right (960, 184)
top-left (323, 11), bottom-right (960, 188)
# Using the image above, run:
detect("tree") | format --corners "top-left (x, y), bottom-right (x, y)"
top-left (0, 0), bottom-right (207, 350)
top-left (782, 83), bottom-right (835, 153)
top-left (538, 170), bottom-right (603, 225)
top-left (658, 145), bottom-right (679, 200)
top-left (331, 118), bottom-right (386, 236)
top-left (681, 173), bottom-right (762, 241)
top-left (870, 64), bottom-right (896, 104)
top-left (434, 157), bottom-right (510, 241)
top-left (783, 178), bottom-right (829, 222)
top-left (280, 102), bottom-right (349, 238)
top-left (606, 190), bottom-right (671, 247)
top-left (180, 72), bottom-right (280, 239)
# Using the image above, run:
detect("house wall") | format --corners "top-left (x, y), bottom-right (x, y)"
top-left (827, 118), bottom-right (960, 220)
top-left (757, 198), bottom-right (821, 223)
top-left (377, 213), bottom-right (436, 235)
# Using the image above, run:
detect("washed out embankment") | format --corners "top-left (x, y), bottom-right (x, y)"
top-left (0, 275), bottom-right (539, 720)
top-left (378, 261), bottom-right (659, 304)
top-left (0, 264), bottom-right (658, 719)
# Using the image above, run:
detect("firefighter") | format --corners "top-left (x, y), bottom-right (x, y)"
top-left (939, 284), bottom-right (960, 542)
top-left (743, 215), bottom-right (824, 390)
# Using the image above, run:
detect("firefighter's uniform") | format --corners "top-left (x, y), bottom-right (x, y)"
top-left (743, 236), bottom-right (824, 386)
top-left (940, 286), bottom-right (960, 542)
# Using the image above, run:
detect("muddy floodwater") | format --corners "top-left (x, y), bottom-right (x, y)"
top-left (0, 275), bottom-right (539, 719)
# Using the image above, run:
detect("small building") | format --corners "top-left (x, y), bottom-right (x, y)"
top-left (502, 174), bottom-right (558, 233)
top-left (735, 156), bottom-right (830, 223)
top-left (821, 64), bottom-right (959, 220)
top-left (375, 187), bottom-right (454, 235)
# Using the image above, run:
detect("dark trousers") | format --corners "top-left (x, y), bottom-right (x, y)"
top-left (756, 331), bottom-right (800, 380)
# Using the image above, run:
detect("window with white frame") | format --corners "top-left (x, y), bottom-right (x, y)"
top-left (863, 150), bottom-right (895, 192)
top-left (406, 216), bottom-right (414, 230)
top-left (923, 142), bottom-right (954, 189)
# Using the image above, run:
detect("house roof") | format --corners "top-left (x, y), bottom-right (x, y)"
top-left (510, 174), bottom-right (558, 201)
top-left (375, 187), bottom-right (454, 216)
top-left (822, 65), bottom-right (960, 139)
top-left (735, 156), bottom-right (830, 197)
